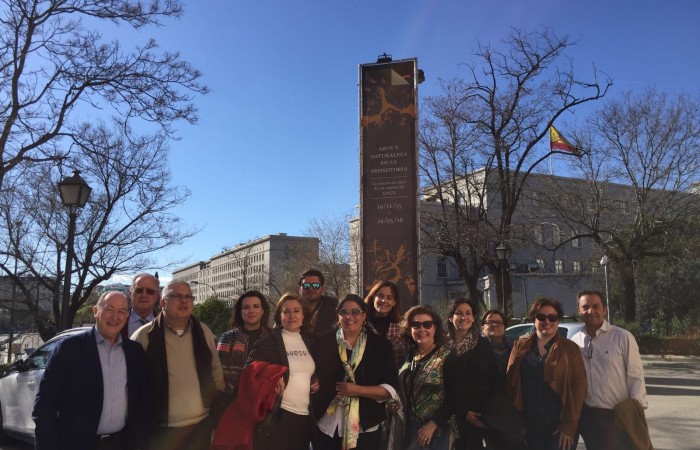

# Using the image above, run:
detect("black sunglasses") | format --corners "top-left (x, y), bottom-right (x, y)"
top-left (301, 282), bottom-right (321, 290)
top-left (134, 287), bottom-right (157, 295)
top-left (409, 320), bottom-right (434, 330)
top-left (535, 313), bottom-right (559, 323)
top-left (338, 308), bottom-right (363, 317)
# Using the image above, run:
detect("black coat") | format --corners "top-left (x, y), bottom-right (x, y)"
top-left (33, 328), bottom-right (148, 450)
top-left (312, 329), bottom-right (398, 431)
top-left (246, 328), bottom-right (316, 384)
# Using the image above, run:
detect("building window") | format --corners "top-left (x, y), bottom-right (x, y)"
top-left (573, 261), bottom-right (582, 273)
top-left (534, 225), bottom-right (543, 245)
top-left (555, 260), bottom-right (564, 273)
top-left (617, 200), bottom-right (627, 215)
top-left (552, 225), bottom-right (561, 247)
top-left (437, 257), bottom-right (448, 278)
top-left (571, 234), bottom-right (581, 248)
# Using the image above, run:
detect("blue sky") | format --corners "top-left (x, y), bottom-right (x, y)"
top-left (121, 0), bottom-right (700, 281)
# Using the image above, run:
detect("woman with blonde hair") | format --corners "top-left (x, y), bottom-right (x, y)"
top-left (246, 293), bottom-right (319, 450)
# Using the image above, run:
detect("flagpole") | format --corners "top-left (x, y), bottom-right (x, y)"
top-left (550, 151), bottom-right (553, 175)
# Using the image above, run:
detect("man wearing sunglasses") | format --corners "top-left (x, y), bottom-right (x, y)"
top-left (571, 290), bottom-right (649, 450)
top-left (298, 268), bottom-right (338, 334)
top-left (121, 273), bottom-right (160, 338)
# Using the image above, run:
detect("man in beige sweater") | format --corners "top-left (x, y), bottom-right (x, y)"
top-left (132, 281), bottom-right (225, 450)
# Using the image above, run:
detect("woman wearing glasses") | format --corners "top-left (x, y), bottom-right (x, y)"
top-left (217, 290), bottom-right (272, 396)
top-left (506, 298), bottom-right (587, 450)
top-left (442, 298), bottom-right (497, 450)
top-left (398, 305), bottom-right (451, 450)
top-left (313, 294), bottom-right (398, 450)
top-left (364, 281), bottom-right (409, 368)
top-left (481, 310), bottom-right (513, 384)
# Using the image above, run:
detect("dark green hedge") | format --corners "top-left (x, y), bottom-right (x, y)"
top-left (636, 335), bottom-right (700, 355)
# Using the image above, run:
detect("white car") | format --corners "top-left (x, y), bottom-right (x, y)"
top-left (505, 321), bottom-right (585, 341)
top-left (0, 327), bottom-right (90, 444)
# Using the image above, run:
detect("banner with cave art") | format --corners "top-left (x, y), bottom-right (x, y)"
top-left (359, 58), bottom-right (419, 311)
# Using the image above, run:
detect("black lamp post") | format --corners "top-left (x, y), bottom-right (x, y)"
top-left (58, 170), bottom-right (92, 331)
top-left (495, 242), bottom-right (511, 316)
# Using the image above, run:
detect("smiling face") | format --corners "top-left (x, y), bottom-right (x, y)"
top-left (534, 305), bottom-right (559, 338)
top-left (241, 295), bottom-right (264, 329)
top-left (94, 292), bottom-right (130, 344)
top-left (578, 293), bottom-right (607, 333)
top-left (450, 302), bottom-right (474, 333)
top-left (338, 299), bottom-right (366, 336)
top-left (410, 313), bottom-right (436, 347)
top-left (373, 285), bottom-right (396, 317)
top-left (280, 299), bottom-right (304, 333)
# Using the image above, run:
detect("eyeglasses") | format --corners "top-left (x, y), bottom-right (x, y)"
top-left (301, 282), bottom-right (321, 290)
top-left (483, 320), bottom-right (504, 327)
top-left (167, 293), bottom-right (195, 303)
top-left (409, 320), bottom-right (434, 330)
top-left (535, 313), bottom-right (559, 323)
top-left (133, 287), bottom-right (157, 295)
top-left (338, 308), bottom-right (363, 317)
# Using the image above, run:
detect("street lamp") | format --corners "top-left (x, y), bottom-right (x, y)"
top-left (191, 280), bottom-right (217, 301)
top-left (495, 242), bottom-right (511, 316)
top-left (600, 255), bottom-right (611, 323)
top-left (58, 170), bottom-right (92, 331)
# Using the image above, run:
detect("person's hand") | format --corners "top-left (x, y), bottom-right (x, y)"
top-left (417, 420), bottom-right (437, 447)
top-left (275, 378), bottom-right (286, 396)
top-left (336, 381), bottom-right (359, 397)
top-left (465, 410), bottom-right (487, 429)
top-left (310, 378), bottom-right (320, 394)
top-left (554, 429), bottom-right (573, 450)
top-left (388, 399), bottom-right (401, 412)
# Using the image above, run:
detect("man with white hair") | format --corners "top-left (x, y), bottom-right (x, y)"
top-left (132, 281), bottom-right (225, 450)
top-left (33, 291), bottom-right (148, 450)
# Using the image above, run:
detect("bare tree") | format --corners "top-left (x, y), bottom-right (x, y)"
top-left (0, 0), bottom-right (207, 190)
top-left (420, 27), bottom-right (611, 315)
top-left (305, 213), bottom-right (352, 298)
top-left (547, 88), bottom-right (700, 322)
top-left (0, 123), bottom-right (196, 340)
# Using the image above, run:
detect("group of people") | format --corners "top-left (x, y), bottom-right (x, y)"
top-left (31, 269), bottom-right (650, 450)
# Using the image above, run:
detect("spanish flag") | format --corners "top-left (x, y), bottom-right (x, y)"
top-left (550, 126), bottom-right (581, 157)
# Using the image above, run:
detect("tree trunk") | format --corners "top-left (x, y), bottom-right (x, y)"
top-left (617, 262), bottom-right (637, 323)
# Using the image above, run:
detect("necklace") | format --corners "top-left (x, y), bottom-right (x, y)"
top-left (414, 343), bottom-right (436, 361)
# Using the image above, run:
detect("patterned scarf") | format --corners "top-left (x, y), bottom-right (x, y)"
top-left (451, 328), bottom-right (479, 356)
top-left (326, 328), bottom-right (367, 450)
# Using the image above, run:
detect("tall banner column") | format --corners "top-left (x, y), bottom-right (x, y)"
top-left (359, 58), bottom-right (420, 311)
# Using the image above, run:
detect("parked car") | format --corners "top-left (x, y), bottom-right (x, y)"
top-left (505, 321), bottom-right (586, 341)
top-left (0, 327), bottom-right (90, 444)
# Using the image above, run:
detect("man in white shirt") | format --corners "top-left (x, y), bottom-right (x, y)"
top-left (571, 289), bottom-right (648, 450)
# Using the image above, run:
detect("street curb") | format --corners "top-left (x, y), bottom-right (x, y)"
top-left (641, 354), bottom-right (700, 368)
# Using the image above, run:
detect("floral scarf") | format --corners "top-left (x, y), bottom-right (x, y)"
top-left (326, 328), bottom-right (367, 450)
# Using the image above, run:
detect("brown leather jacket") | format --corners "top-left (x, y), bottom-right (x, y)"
top-left (506, 332), bottom-right (587, 436)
